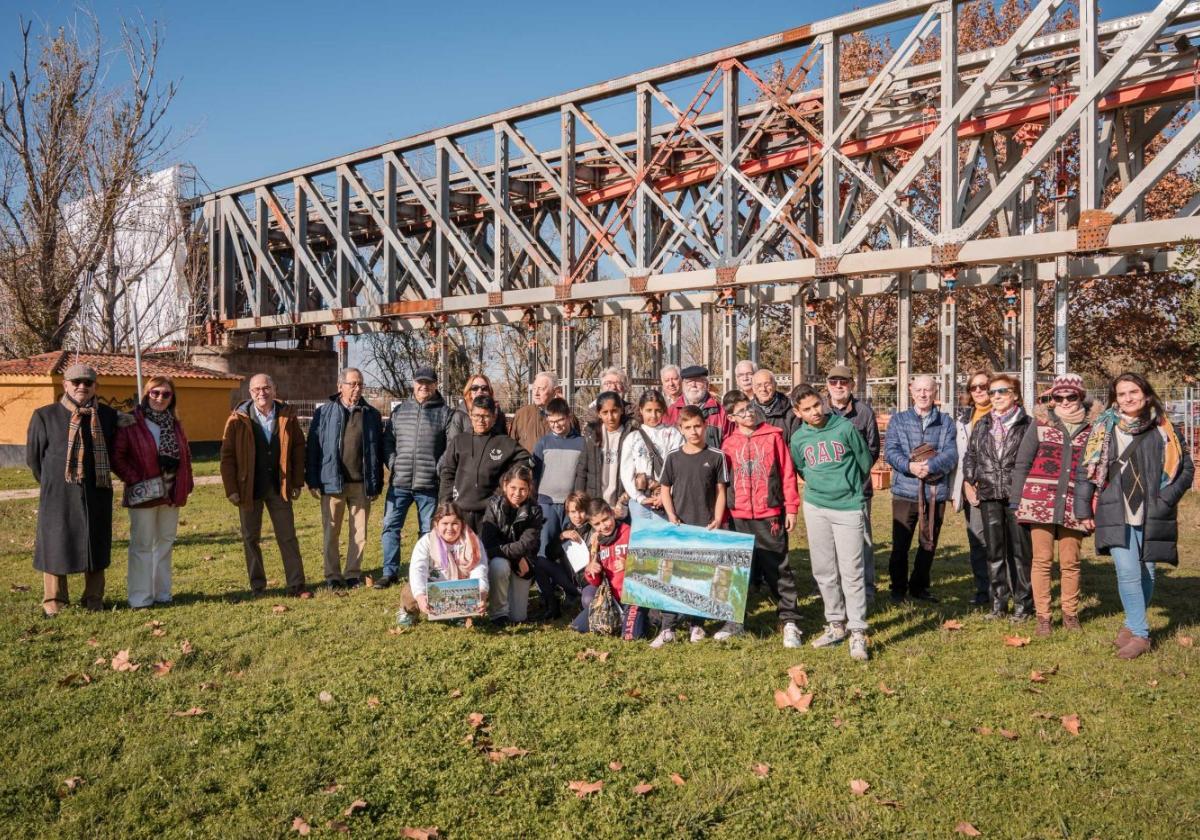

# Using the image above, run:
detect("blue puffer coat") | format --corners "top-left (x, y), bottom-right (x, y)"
top-left (305, 396), bottom-right (385, 497)
top-left (884, 406), bottom-right (959, 502)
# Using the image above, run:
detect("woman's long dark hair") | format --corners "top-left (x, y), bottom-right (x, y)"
top-left (592, 390), bottom-right (626, 444)
top-left (1107, 371), bottom-right (1165, 421)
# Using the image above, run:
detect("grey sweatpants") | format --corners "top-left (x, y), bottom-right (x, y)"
top-left (803, 501), bottom-right (868, 632)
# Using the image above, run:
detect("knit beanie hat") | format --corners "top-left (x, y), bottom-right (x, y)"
top-left (1050, 373), bottom-right (1085, 398)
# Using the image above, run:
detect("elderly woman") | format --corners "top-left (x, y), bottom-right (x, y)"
top-left (114, 375), bottom-right (195, 608)
top-left (448, 372), bottom-right (509, 441)
top-left (1075, 372), bottom-right (1193, 659)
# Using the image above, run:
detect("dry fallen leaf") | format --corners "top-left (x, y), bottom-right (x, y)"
top-left (448, 689), bottom-right (463, 698)
top-left (364, 576), bottom-right (374, 588)
top-left (1031, 710), bottom-right (1056, 720)
top-left (9, 583), bottom-right (30, 592)
top-left (568, 779), bottom-right (604, 798)
top-left (942, 619), bottom-right (964, 631)
top-left (1061, 714), bottom-right (1082, 736)
top-left (878, 681), bottom-right (896, 696)
top-left (318, 691), bottom-right (334, 704)
top-left (632, 781), bottom-right (655, 796)
top-left (850, 779), bottom-right (871, 796)
top-left (773, 689), bottom-right (793, 710)
top-left (387, 627), bottom-right (404, 635)
top-left (272, 604), bottom-right (288, 614)
top-left (326, 820), bottom-right (349, 834)
top-left (752, 763), bottom-right (770, 777)
top-left (954, 820), bottom-right (982, 836)
top-left (93, 657), bottom-right (106, 666)
top-left (832, 716), bottom-right (845, 728)
top-left (86, 638), bottom-right (99, 647)
top-left (668, 772), bottom-right (687, 786)
top-left (1149, 679), bottom-right (1160, 688)
top-left (973, 726), bottom-right (993, 736)
top-left (793, 692), bottom-right (815, 712)
top-left (1004, 635), bottom-right (1031, 647)
top-left (144, 620), bottom-right (164, 629)
top-left (63, 776), bottom-right (84, 791)
top-left (111, 649), bottom-right (140, 672)
top-left (58, 672), bottom-right (92, 688)
top-left (608, 761), bottom-right (623, 771)
top-left (152, 660), bottom-right (174, 677)
top-left (787, 665), bottom-right (809, 687)
top-left (677, 693), bottom-right (688, 702)
top-left (401, 828), bottom-right (439, 840)
top-left (999, 729), bottom-right (1019, 741)
top-left (366, 696), bottom-right (381, 709)
top-left (298, 591), bottom-right (313, 600)
top-left (291, 816), bottom-right (311, 836)
top-left (172, 706), bottom-right (207, 717)
top-left (576, 648), bottom-right (610, 662)
top-left (151, 628), bottom-right (166, 637)
top-left (343, 799), bottom-right (368, 817)
top-left (1029, 671), bottom-right (1048, 683)
top-left (200, 682), bottom-right (218, 691)
top-left (1178, 635), bottom-right (1194, 648)
top-left (321, 782), bottom-right (342, 794)
top-left (467, 712), bottom-right (486, 729)
top-left (180, 639), bottom-right (194, 656)
top-left (487, 746), bottom-right (530, 762)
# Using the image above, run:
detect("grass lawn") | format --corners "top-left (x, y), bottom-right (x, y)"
top-left (0, 456), bottom-right (222, 494)
top-left (1, 485), bottom-right (1197, 839)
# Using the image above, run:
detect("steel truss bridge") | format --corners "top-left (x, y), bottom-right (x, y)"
top-left (195, 0), bottom-right (1200, 408)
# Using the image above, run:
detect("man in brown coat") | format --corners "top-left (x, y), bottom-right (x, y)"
top-left (221, 373), bottom-right (308, 596)
top-left (510, 371), bottom-right (557, 453)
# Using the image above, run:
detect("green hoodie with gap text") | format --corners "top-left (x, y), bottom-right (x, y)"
top-left (789, 412), bottom-right (873, 511)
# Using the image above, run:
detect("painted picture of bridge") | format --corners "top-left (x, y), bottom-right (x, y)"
top-left (425, 579), bottom-right (483, 620)
top-left (623, 519), bottom-right (753, 623)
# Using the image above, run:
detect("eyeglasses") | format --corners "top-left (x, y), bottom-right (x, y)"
top-left (1051, 394), bottom-right (1081, 403)
top-left (987, 387), bottom-right (1012, 396)
top-left (68, 379), bottom-right (95, 387)
top-left (468, 384), bottom-right (489, 392)
top-left (826, 377), bottom-right (851, 386)
top-left (731, 408), bottom-right (753, 418)
top-left (148, 389), bottom-right (173, 399)
top-left (969, 383), bottom-right (989, 393)
top-left (249, 387), bottom-right (272, 394)
top-left (469, 413), bottom-right (493, 422)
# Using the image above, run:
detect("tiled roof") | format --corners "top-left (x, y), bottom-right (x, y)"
top-left (0, 351), bottom-right (241, 381)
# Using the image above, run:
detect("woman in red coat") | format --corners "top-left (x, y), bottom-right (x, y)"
top-left (113, 376), bottom-right (195, 608)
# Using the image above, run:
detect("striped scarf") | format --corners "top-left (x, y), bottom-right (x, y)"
top-left (989, 406), bottom-right (1019, 450)
top-left (1081, 407), bottom-right (1183, 491)
top-left (432, 529), bottom-right (484, 580)
top-left (61, 394), bottom-right (111, 489)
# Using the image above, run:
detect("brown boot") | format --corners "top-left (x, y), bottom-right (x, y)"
top-left (1116, 635), bottom-right (1151, 660)
top-left (1035, 615), bottom-right (1052, 637)
top-left (1062, 613), bottom-right (1081, 631)
top-left (1113, 626), bottom-right (1132, 648)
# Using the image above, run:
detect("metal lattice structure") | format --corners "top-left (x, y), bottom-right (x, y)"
top-left (194, 0), bottom-right (1200, 407)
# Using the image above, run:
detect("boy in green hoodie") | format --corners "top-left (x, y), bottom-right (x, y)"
top-left (789, 384), bottom-right (873, 661)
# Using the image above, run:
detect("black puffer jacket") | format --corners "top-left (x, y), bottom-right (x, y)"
top-left (437, 430), bottom-right (530, 516)
top-left (1074, 424), bottom-right (1194, 565)
top-left (384, 392), bottom-right (454, 492)
top-left (963, 409), bottom-right (1032, 502)
top-left (480, 494), bottom-right (544, 578)
top-left (755, 391), bottom-right (798, 443)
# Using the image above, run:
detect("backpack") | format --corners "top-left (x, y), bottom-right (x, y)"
top-left (588, 578), bottom-right (623, 636)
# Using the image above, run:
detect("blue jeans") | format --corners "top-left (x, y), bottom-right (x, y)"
top-left (380, 487), bottom-right (436, 578)
top-left (1111, 525), bottom-right (1155, 639)
top-left (538, 500), bottom-right (565, 560)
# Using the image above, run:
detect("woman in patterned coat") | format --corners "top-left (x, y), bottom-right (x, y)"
top-left (1009, 374), bottom-right (1094, 637)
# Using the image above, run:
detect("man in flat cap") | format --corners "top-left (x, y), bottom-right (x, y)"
top-left (664, 365), bottom-right (729, 448)
top-left (27, 363), bottom-right (119, 616)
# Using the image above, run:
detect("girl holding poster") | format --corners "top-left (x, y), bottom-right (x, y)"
top-left (397, 502), bottom-right (488, 625)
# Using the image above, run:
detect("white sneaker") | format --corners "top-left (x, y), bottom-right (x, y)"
top-left (689, 625), bottom-right (708, 643)
top-left (782, 622), bottom-right (803, 649)
top-left (395, 608), bottom-right (416, 627)
top-left (713, 622), bottom-right (744, 641)
top-left (649, 629), bottom-right (676, 649)
top-left (849, 630), bottom-right (869, 661)
top-left (810, 623), bottom-right (847, 648)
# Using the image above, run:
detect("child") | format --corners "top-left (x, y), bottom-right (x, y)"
top-left (722, 393), bottom-right (803, 648)
top-left (480, 465), bottom-right (545, 626)
top-left (572, 498), bottom-right (645, 639)
top-left (397, 502), bottom-right (488, 626)
top-left (547, 490), bottom-right (592, 584)
top-left (620, 389), bottom-right (683, 521)
top-left (532, 398), bottom-right (585, 616)
top-left (790, 384), bottom-right (873, 661)
top-left (653, 404), bottom-right (729, 647)
top-left (575, 391), bottom-right (633, 520)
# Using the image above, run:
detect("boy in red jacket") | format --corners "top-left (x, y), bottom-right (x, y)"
top-left (571, 498), bottom-right (646, 639)
top-left (721, 393), bottom-right (802, 647)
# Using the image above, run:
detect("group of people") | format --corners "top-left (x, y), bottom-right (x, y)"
top-left (26, 356), bottom-right (1192, 661)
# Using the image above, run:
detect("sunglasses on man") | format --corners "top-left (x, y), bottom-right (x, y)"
top-left (68, 379), bottom-right (95, 387)
top-left (1051, 393), bottom-right (1081, 404)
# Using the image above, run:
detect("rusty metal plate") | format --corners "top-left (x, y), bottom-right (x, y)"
top-left (815, 256), bottom-right (840, 277)
top-left (488, 291), bottom-right (504, 307)
top-left (629, 273), bottom-right (650, 293)
top-left (554, 283), bottom-right (571, 301)
top-left (716, 265), bottom-right (739, 284)
top-left (931, 243), bottom-right (962, 267)
top-left (1075, 209), bottom-right (1114, 252)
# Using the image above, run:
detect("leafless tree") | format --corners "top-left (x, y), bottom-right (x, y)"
top-left (0, 12), bottom-right (178, 356)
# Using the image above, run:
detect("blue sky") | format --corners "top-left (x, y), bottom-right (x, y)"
top-left (3, 0), bottom-right (1155, 193)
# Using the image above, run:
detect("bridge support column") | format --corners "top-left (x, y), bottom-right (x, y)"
top-left (669, 312), bottom-right (681, 368)
top-left (897, 273), bottom-right (912, 412)
top-left (550, 314), bottom-right (562, 382)
top-left (938, 285), bottom-right (958, 410)
top-left (701, 303), bottom-right (713, 374)
top-left (720, 306), bottom-right (737, 394)
top-left (620, 310), bottom-right (633, 376)
top-left (747, 290), bottom-right (760, 366)
top-left (790, 289), bottom-right (805, 389)
top-left (1020, 263), bottom-right (1038, 408)
top-left (562, 318), bottom-right (576, 406)
top-left (601, 318), bottom-right (613, 368)
top-left (835, 279), bottom-right (849, 366)
top-left (1054, 261), bottom-right (1069, 376)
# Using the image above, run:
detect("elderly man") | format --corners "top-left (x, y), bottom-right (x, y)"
top-left (659, 364), bottom-right (682, 404)
top-left (734, 360), bottom-right (756, 398)
top-left (221, 373), bottom-right (308, 597)
top-left (512, 371), bottom-right (558, 453)
top-left (306, 368), bottom-right (384, 591)
top-left (664, 365), bottom-right (728, 447)
top-left (824, 365), bottom-right (882, 602)
top-left (27, 363), bottom-right (118, 617)
top-left (376, 366), bottom-right (455, 589)
top-left (752, 368), bottom-right (798, 441)
top-left (884, 375), bottom-right (957, 604)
